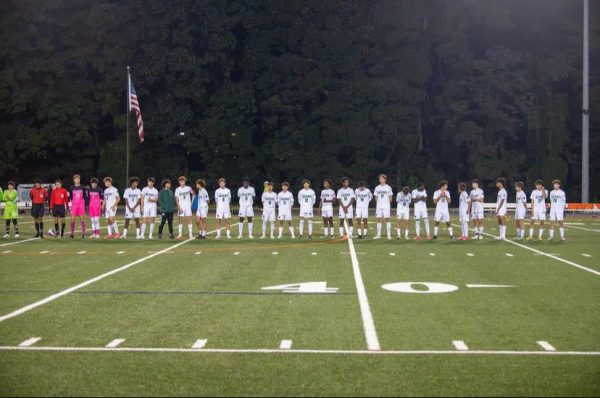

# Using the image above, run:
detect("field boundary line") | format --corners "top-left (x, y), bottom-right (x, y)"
top-left (0, 229), bottom-right (219, 323)
top-left (344, 220), bottom-right (380, 351)
top-left (1, 345), bottom-right (599, 356)
top-left (0, 237), bottom-right (40, 247)
top-left (564, 225), bottom-right (600, 233)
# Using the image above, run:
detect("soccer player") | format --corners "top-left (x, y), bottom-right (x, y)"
top-left (395, 186), bottom-right (411, 240)
top-left (373, 174), bottom-right (393, 239)
top-left (412, 182), bottom-right (430, 240)
top-left (495, 178), bottom-right (508, 240)
top-left (122, 177), bottom-right (142, 239)
top-left (297, 179), bottom-right (316, 239)
top-left (29, 179), bottom-right (48, 238)
top-left (2, 181), bottom-right (19, 238)
top-left (354, 182), bottom-right (372, 239)
top-left (469, 179), bottom-right (485, 239)
top-left (140, 177), bottom-right (159, 239)
top-left (69, 174), bottom-right (88, 239)
top-left (174, 176), bottom-right (195, 239)
top-left (527, 179), bottom-right (548, 240)
top-left (215, 178), bottom-right (232, 239)
top-left (277, 182), bottom-right (295, 238)
top-left (261, 182), bottom-right (277, 239)
top-left (548, 179), bottom-right (566, 241)
top-left (458, 183), bottom-right (470, 240)
top-left (433, 180), bottom-right (454, 239)
top-left (50, 178), bottom-right (69, 238)
top-left (337, 177), bottom-right (355, 238)
top-left (514, 181), bottom-right (527, 240)
top-left (158, 179), bottom-right (175, 239)
top-left (102, 177), bottom-right (120, 239)
top-left (319, 179), bottom-right (336, 238)
top-left (237, 178), bottom-right (256, 238)
top-left (195, 179), bottom-right (210, 239)
top-left (88, 178), bottom-right (104, 239)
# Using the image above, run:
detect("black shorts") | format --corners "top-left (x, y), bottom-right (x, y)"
top-left (51, 205), bottom-right (66, 218)
top-left (31, 204), bottom-right (45, 218)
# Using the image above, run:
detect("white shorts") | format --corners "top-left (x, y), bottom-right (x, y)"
top-left (177, 207), bottom-right (192, 217)
top-left (339, 205), bottom-right (354, 219)
top-left (263, 209), bottom-right (276, 222)
top-left (299, 207), bottom-right (314, 218)
top-left (238, 206), bottom-right (254, 218)
top-left (459, 211), bottom-right (470, 222)
top-left (375, 207), bottom-right (391, 218)
top-left (321, 207), bottom-right (333, 218)
top-left (496, 207), bottom-right (507, 217)
top-left (396, 208), bottom-right (410, 220)
top-left (471, 210), bottom-right (484, 220)
top-left (143, 206), bottom-right (157, 218)
top-left (549, 209), bottom-right (563, 221)
top-left (435, 210), bottom-right (450, 223)
top-left (515, 208), bottom-right (527, 220)
top-left (105, 208), bottom-right (117, 219)
top-left (278, 209), bottom-right (293, 221)
top-left (355, 207), bottom-right (369, 219)
top-left (196, 204), bottom-right (209, 218)
top-left (414, 207), bottom-right (428, 220)
top-left (125, 208), bottom-right (141, 219)
top-left (216, 207), bottom-right (231, 219)
top-left (531, 208), bottom-right (546, 221)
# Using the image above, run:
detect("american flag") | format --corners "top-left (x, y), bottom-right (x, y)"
top-left (128, 74), bottom-right (145, 143)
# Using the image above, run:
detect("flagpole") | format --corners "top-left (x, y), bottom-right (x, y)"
top-left (582, 0), bottom-right (589, 203)
top-left (126, 66), bottom-right (130, 186)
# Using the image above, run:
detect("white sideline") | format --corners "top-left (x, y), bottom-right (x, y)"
top-left (564, 225), bottom-right (600, 233)
top-left (1, 345), bottom-right (599, 356)
top-left (0, 237), bottom-right (39, 247)
top-left (0, 229), bottom-right (220, 323)
top-left (344, 220), bottom-right (380, 351)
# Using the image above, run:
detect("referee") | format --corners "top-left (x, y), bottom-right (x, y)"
top-left (29, 179), bottom-right (48, 238)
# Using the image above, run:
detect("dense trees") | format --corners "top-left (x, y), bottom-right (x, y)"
top-left (0, 0), bottom-right (597, 200)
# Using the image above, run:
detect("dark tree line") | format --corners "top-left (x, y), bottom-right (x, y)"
top-left (1, 0), bottom-right (598, 200)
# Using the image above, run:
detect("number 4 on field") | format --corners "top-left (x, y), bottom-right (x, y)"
top-left (262, 282), bottom-right (338, 294)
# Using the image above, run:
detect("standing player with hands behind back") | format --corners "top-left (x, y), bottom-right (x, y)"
top-left (527, 180), bottom-right (548, 241)
top-left (50, 179), bottom-right (69, 238)
top-left (140, 177), bottom-right (159, 239)
top-left (122, 177), bottom-right (142, 239)
top-left (374, 174), bottom-right (393, 240)
top-left (297, 179), bottom-right (316, 239)
top-left (319, 179), bottom-right (336, 238)
top-left (69, 174), bottom-right (88, 239)
top-left (469, 179), bottom-right (485, 240)
top-left (30, 179), bottom-right (48, 238)
top-left (548, 180), bottom-right (566, 241)
top-left (495, 178), bottom-right (508, 240)
top-left (175, 176), bottom-right (195, 239)
top-left (337, 177), bottom-right (355, 238)
top-left (102, 177), bottom-right (120, 239)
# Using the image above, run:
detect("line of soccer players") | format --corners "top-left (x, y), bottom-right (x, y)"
top-left (0, 174), bottom-right (567, 241)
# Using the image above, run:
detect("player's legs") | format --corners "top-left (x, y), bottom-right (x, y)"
top-left (247, 216), bottom-right (253, 238)
top-left (215, 216), bottom-right (222, 238)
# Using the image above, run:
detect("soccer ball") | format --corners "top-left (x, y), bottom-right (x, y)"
top-left (48, 228), bottom-right (56, 237)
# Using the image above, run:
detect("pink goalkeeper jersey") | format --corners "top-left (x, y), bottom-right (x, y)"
top-left (88, 187), bottom-right (103, 216)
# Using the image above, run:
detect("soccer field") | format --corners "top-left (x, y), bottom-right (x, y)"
top-left (0, 216), bottom-right (599, 396)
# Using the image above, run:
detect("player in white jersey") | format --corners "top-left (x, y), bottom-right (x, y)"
top-left (277, 182), bottom-right (295, 238)
top-left (121, 177), bottom-right (142, 239)
top-left (237, 178), bottom-right (256, 238)
top-left (195, 179), bottom-right (210, 239)
top-left (495, 178), bottom-right (508, 240)
top-left (373, 174), bottom-right (393, 239)
top-left (548, 179), bottom-right (566, 241)
top-left (337, 177), bottom-right (356, 238)
top-left (174, 176), bottom-right (195, 239)
top-left (468, 179), bottom-right (485, 239)
top-left (261, 182), bottom-right (277, 239)
top-left (319, 179), bottom-right (336, 238)
top-left (354, 182), bottom-right (373, 239)
top-left (214, 178), bottom-right (232, 239)
top-left (514, 181), bottom-right (528, 239)
top-left (140, 177), bottom-right (159, 239)
top-left (527, 179), bottom-right (548, 240)
top-left (433, 180), bottom-right (454, 239)
top-left (298, 179), bottom-right (316, 239)
top-left (458, 182), bottom-right (470, 240)
top-left (395, 186), bottom-right (411, 240)
top-left (102, 177), bottom-right (120, 239)
top-left (412, 182), bottom-right (430, 240)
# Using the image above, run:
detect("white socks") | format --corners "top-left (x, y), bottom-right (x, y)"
top-left (376, 223), bottom-right (382, 237)
top-left (248, 222), bottom-right (253, 236)
top-left (461, 220), bottom-right (469, 237)
top-left (178, 224), bottom-right (183, 236)
top-left (112, 222), bottom-right (119, 234)
top-left (149, 223), bottom-right (154, 237)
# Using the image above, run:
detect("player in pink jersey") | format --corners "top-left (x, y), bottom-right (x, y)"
top-left (88, 177), bottom-right (104, 239)
top-left (69, 174), bottom-right (88, 239)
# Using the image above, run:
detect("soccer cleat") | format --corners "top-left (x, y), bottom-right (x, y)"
top-left (176, 234), bottom-right (182, 240)
top-left (414, 236), bottom-right (420, 241)
top-left (169, 234), bottom-right (174, 239)
top-left (158, 234), bottom-right (162, 240)
top-left (277, 235), bottom-right (282, 239)
top-left (104, 235), bottom-right (113, 240)
top-left (248, 235), bottom-right (254, 239)
top-left (189, 234), bottom-right (193, 239)
top-left (525, 236), bottom-right (533, 241)
top-left (560, 237), bottom-right (566, 241)
top-left (237, 235), bottom-right (243, 239)
top-left (14, 234), bottom-right (19, 239)
top-left (450, 236), bottom-right (455, 240)
top-left (538, 236), bottom-right (544, 241)
top-left (426, 235), bottom-right (432, 240)
top-left (330, 235), bottom-right (335, 239)
top-left (495, 236), bottom-right (503, 240)
top-left (387, 236), bottom-right (391, 240)
top-left (114, 233), bottom-right (121, 239)
top-left (260, 235), bottom-right (265, 239)
top-left (270, 235), bottom-right (275, 239)
top-left (148, 235), bottom-right (153, 240)
top-left (405, 236), bottom-right (410, 240)
top-left (548, 237), bottom-right (554, 241)
top-left (2, 234), bottom-right (8, 238)
top-left (373, 235), bottom-right (381, 240)
top-left (69, 235), bottom-right (75, 239)
top-left (478, 235), bottom-right (483, 240)
top-left (433, 235), bottom-right (438, 240)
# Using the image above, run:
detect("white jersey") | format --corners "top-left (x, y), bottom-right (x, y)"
top-left (515, 191), bottom-right (527, 213)
top-left (277, 191), bottom-right (294, 211)
top-left (374, 184), bottom-right (393, 208)
top-left (530, 189), bottom-right (548, 212)
top-left (412, 189), bottom-right (428, 212)
top-left (174, 186), bottom-right (193, 208)
top-left (337, 187), bottom-right (355, 207)
top-left (141, 187), bottom-right (159, 207)
top-left (104, 186), bottom-right (119, 209)
top-left (320, 189), bottom-right (336, 209)
top-left (214, 188), bottom-right (232, 208)
top-left (469, 188), bottom-right (484, 214)
top-left (459, 191), bottom-right (470, 215)
top-left (262, 191), bottom-right (277, 209)
top-left (298, 189), bottom-right (316, 209)
top-left (124, 188), bottom-right (142, 209)
top-left (237, 186), bottom-right (256, 207)
top-left (550, 189), bottom-right (566, 211)
top-left (396, 191), bottom-right (411, 210)
top-left (196, 188), bottom-right (210, 206)
top-left (433, 190), bottom-right (450, 213)
top-left (496, 188), bottom-right (507, 214)
top-left (355, 188), bottom-right (373, 208)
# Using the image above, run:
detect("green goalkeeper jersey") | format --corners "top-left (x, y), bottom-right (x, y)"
top-left (3, 189), bottom-right (18, 220)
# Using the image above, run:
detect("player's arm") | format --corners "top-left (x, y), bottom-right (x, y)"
top-left (497, 196), bottom-right (505, 214)
top-left (445, 191), bottom-right (451, 204)
top-left (388, 192), bottom-right (392, 204)
top-left (433, 192), bottom-right (441, 204)
top-left (113, 194), bottom-right (120, 209)
top-left (49, 191), bottom-right (54, 210)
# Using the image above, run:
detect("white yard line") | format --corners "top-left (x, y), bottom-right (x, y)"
top-left (564, 225), bottom-right (600, 233)
top-left (18, 337), bottom-right (41, 347)
top-left (0, 237), bottom-right (39, 247)
top-left (344, 220), bottom-right (380, 351)
top-left (1, 345), bottom-right (598, 356)
top-left (0, 229), bottom-right (220, 323)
